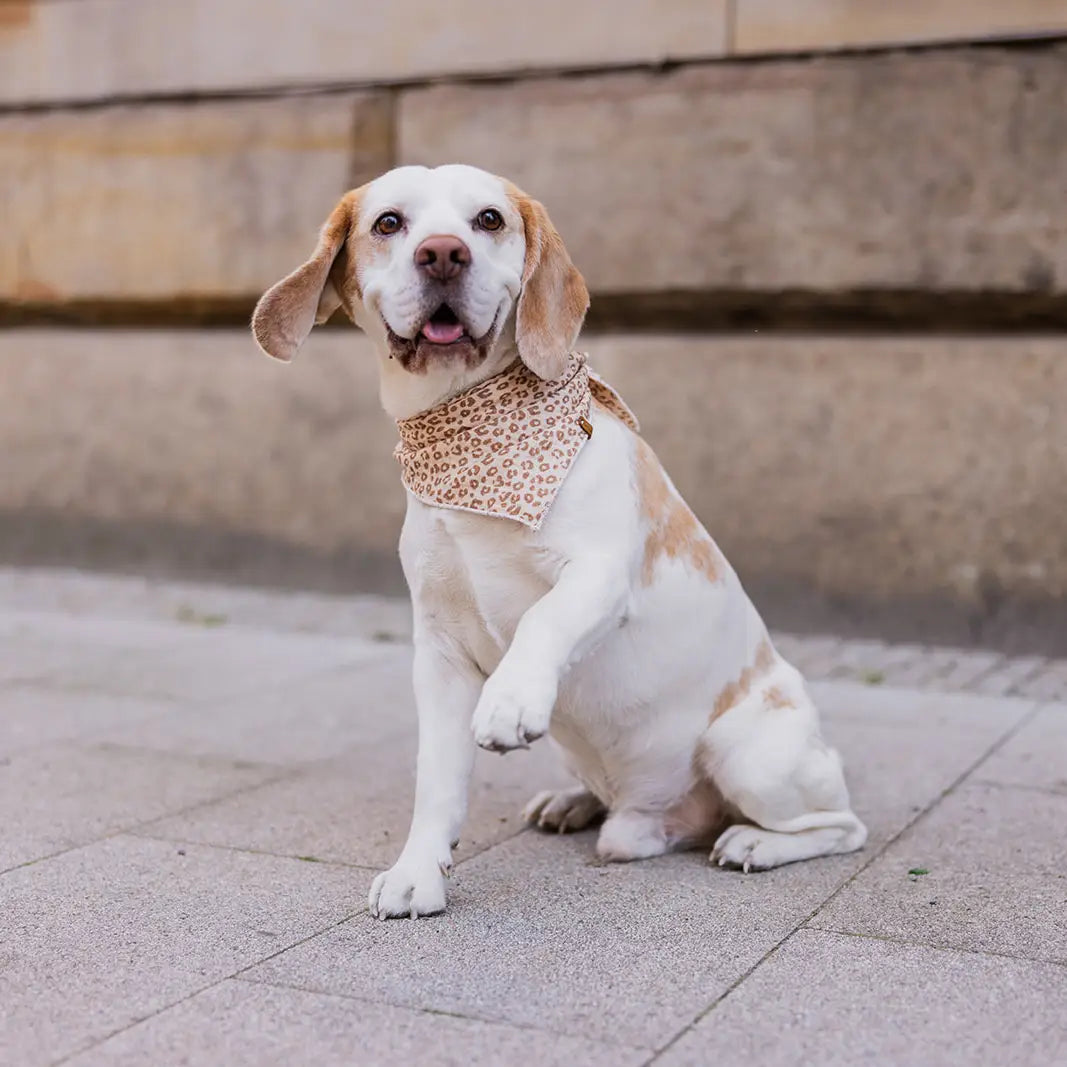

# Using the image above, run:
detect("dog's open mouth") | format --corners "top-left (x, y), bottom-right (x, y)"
top-left (387, 302), bottom-right (496, 374)
top-left (419, 304), bottom-right (469, 346)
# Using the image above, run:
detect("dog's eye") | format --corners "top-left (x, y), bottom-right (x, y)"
top-left (476, 208), bottom-right (504, 232)
top-left (373, 212), bottom-right (404, 236)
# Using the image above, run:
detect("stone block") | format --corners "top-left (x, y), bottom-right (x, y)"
top-left (399, 45), bottom-right (1067, 294)
top-left (0, 92), bottom-right (389, 302)
top-left (734, 0), bottom-right (1067, 54)
top-left (0, 0), bottom-right (727, 105)
top-left (3, 330), bottom-right (1067, 644)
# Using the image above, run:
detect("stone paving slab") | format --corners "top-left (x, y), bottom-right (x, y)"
top-left (4, 566), bottom-right (1064, 699)
top-left (233, 689), bottom-right (1034, 1050)
top-left (0, 567), bottom-right (414, 644)
top-left (0, 835), bottom-right (362, 1066)
top-left (0, 741), bottom-right (282, 873)
top-left (92, 651), bottom-right (415, 765)
top-left (0, 685), bottom-right (171, 758)
top-left (655, 928), bottom-right (1067, 1067)
top-left (971, 703), bottom-right (1067, 795)
top-left (2, 568), bottom-right (1065, 1066)
top-left (141, 736), bottom-right (570, 870)
top-left (63, 979), bottom-right (646, 1067)
top-left (245, 831), bottom-right (863, 1050)
top-left (810, 780), bottom-right (1067, 964)
top-left (24, 627), bottom-right (378, 705)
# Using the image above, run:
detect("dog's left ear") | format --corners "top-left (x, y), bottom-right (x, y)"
top-left (511, 193), bottom-right (589, 380)
top-left (252, 188), bottom-right (363, 362)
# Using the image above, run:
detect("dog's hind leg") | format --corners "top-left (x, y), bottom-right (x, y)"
top-left (522, 785), bottom-right (606, 833)
top-left (698, 664), bottom-right (867, 872)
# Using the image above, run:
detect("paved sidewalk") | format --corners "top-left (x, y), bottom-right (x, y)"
top-left (2, 568), bottom-right (1065, 1066)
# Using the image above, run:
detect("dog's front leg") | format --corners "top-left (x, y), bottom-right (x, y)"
top-left (369, 636), bottom-right (482, 919)
top-left (472, 556), bottom-right (627, 752)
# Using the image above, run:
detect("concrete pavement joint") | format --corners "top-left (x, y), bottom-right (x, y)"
top-left (48, 977), bottom-right (236, 1067)
top-left (126, 830), bottom-right (383, 871)
top-left (49, 906), bottom-right (369, 1067)
top-left (800, 926), bottom-right (1067, 970)
top-left (0, 763), bottom-right (299, 879)
top-left (229, 974), bottom-right (656, 1053)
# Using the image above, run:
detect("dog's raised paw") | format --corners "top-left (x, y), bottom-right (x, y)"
top-left (471, 672), bottom-right (555, 753)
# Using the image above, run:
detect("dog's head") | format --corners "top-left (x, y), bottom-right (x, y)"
top-left (252, 165), bottom-right (588, 388)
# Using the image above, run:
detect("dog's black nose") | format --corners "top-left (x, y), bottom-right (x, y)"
top-left (414, 235), bottom-right (471, 282)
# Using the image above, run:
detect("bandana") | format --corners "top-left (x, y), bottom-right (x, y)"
top-left (394, 353), bottom-right (639, 530)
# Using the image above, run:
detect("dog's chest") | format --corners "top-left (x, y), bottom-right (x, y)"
top-left (400, 501), bottom-right (557, 673)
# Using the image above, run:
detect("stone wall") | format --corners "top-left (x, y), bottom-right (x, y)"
top-left (2, 1), bottom-right (1065, 650)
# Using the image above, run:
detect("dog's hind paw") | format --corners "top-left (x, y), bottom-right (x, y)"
top-left (522, 786), bottom-right (605, 833)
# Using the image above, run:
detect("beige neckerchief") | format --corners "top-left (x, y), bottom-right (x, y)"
top-left (393, 352), bottom-right (639, 530)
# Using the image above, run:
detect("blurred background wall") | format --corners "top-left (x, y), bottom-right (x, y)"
top-left (2, 0), bottom-right (1066, 652)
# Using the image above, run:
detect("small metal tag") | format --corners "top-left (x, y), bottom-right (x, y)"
top-left (578, 416), bottom-right (593, 438)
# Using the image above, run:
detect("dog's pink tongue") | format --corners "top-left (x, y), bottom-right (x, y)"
top-left (421, 321), bottom-right (465, 344)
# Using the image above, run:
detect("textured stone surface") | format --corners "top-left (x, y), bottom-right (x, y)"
top-left (2, 569), bottom-right (1063, 1065)
top-left (811, 781), bottom-right (1067, 963)
top-left (0, 741), bottom-right (280, 872)
top-left (0, 835), bottom-right (361, 1065)
top-left (0, 330), bottom-right (401, 571)
top-left (95, 649), bottom-right (414, 765)
top-left (1, 618), bottom-right (378, 703)
top-left (0, 93), bottom-right (389, 301)
top-left (399, 45), bottom-right (1067, 294)
top-left (0, 0), bottom-right (727, 105)
top-left (657, 929), bottom-right (1067, 1067)
top-left (587, 335), bottom-right (1067, 613)
top-left (969, 702), bottom-right (1067, 795)
top-left (64, 980), bottom-right (646, 1067)
top-left (734, 0), bottom-right (1067, 54)
top-left (3, 330), bottom-right (1067, 646)
top-left (805, 682), bottom-right (1034, 848)
top-left (142, 728), bottom-right (570, 868)
top-left (0, 685), bottom-right (170, 758)
top-left (246, 831), bottom-right (863, 1049)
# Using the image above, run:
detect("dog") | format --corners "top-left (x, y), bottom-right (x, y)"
top-left (252, 164), bottom-right (867, 919)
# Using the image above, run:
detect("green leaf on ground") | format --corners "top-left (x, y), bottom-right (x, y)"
top-left (176, 605), bottom-right (228, 627)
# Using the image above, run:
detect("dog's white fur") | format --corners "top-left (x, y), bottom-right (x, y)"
top-left (253, 164), bottom-right (867, 920)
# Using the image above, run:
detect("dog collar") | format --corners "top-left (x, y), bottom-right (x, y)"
top-left (394, 353), bottom-right (639, 530)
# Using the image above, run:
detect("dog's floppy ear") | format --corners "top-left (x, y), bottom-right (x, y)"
top-left (252, 189), bottom-right (363, 362)
top-left (512, 193), bottom-right (589, 381)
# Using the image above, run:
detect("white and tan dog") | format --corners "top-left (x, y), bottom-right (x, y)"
top-left (253, 164), bottom-right (867, 919)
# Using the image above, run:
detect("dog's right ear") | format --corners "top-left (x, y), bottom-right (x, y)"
top-left (252, 189), bottom-right (363, 362)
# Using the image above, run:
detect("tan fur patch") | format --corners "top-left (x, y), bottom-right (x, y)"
top-left (503, 181), bottom-right (589, 381)
top-left (634, 438), bottom-right (722, 586)
top-left (763, 685), bottom-right (793, 710)
top-left (0, 2), bottom-right (33, 31)
top-left (710, 639), bottom-right (776, 723)
top-left (252, 186), bottom-right (367, 361)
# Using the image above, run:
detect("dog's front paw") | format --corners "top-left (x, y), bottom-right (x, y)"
top-left (368, 854), bottom-right (450, 920)
top-left (471, 670), bottom-right (556, 753)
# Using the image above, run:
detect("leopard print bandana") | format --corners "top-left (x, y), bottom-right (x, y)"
top-left (394, 353), bottom-right (639, 530)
